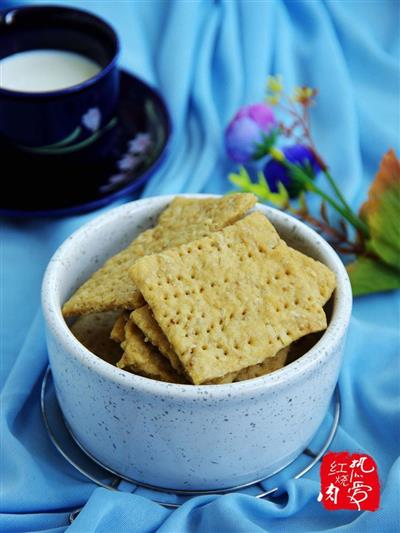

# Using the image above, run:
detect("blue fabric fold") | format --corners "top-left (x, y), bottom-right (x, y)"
top-left (1, 0), bottom-right (399, 531)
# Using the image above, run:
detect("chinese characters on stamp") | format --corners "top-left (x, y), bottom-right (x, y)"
top-left (318, 452), bottom-right (380, 511)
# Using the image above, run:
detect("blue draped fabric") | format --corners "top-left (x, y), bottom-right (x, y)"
top-left (1, 1), bottom-right (399, 531)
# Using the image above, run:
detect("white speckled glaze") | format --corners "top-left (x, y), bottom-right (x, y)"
top-left (42, 195), bottom-right (352, 490)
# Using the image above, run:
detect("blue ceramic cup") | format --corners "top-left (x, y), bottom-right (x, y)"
top-left (0, 5), bottom-right (119, 159)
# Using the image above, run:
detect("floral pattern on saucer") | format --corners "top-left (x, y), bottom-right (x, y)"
top-left (82, 108), bottom-right (102, 132)
top-left (100, 132), bottom-right (153, 193)
top-left (0, 70), bottom-right (171, 216)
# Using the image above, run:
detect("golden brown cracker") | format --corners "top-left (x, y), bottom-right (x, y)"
top-left (131, 305), bottom-right (184, 374)
top-left (131, 305), bottom-right (287, 384)
top-left (234, 346), bottom-right (288, 381)
top-left (62, 194), bottom-right (256, 317)
top-left (210, 347), bottom-right (289, 384)
top-left (131, 212), bottom-right (336, 384)
top-left (110, 312), bottom-right (130, 343)
top-left (116, 319), bottom-right (186, 383)
top-left (157, 194), bottom-right (257, 230)
top-left (287, 248), bottom-right (336, 305)
top-left (70, 311), bottom-right (123, 365)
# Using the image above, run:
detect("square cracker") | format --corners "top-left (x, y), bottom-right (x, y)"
top-left (116, 319), bottom-right (187, 383)
top-left (129, 212), bottom-right (282, 375)
top-left (132, 305), bottom-right (288, 384)
top-left (131, 211), bottom-right (336, 384)
top-left (70, 311), bottom-right (123, 365)
top-left (62, 194), bottom-right (256, 317)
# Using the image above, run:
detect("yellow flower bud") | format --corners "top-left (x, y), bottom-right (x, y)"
top-left (267, 75), bottom-right (283, 93)
top-left (267, 94), bottom-right (280, 105)
top-left (293, 86), bottom-right (316, 104)
top-left (269, 147), bottom-right (285, 162)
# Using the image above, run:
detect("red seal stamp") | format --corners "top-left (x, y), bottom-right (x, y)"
top-left (318, 452), bottom-right (380, 511)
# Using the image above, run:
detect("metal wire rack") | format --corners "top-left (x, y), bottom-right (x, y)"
top-left (41, 366), bottom-right (340, 523)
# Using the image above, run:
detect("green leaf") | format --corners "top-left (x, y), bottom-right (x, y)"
top-left (228, 167), bottom-right (253, 190)
top-left (228, 167), bottom-right (290, 208)
top-left (275, 181), bottom-right (290, 208)
top-left (302, 159), bottom-right (317, 180)
top-left (360, 150), bottom-right (400, 270)
top-left (347, 256), bottom-right (400, 296)
top-left (253, 129), bottom-right (279, 160)
top-left (253, 170), bottom-right (289, 208)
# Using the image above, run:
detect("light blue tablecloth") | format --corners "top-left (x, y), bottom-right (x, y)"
top-left (1, 1), bottom-right (399, 531)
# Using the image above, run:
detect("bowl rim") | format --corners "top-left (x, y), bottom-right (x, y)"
top-left (42, 194), bottom-right (353, 398)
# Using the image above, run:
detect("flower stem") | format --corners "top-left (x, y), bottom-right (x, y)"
top-left (322, 169), bottom-right (368, 231)
top-left (323, 170), bottom-right (370, 238)
top-left (323, 170), bottom-right (348, 207)
top-left (289, 210), bottom-right (364, 255)
top-left (272, 91), bottom-right (369, 237)
top-left (285, 162), bottom-right (370, 237)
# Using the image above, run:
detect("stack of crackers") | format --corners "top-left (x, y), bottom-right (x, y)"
top-left (66, 194), bottom-right (336, 385)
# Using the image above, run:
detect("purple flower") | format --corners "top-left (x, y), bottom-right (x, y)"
top-left (225, 103), bottom-right (276, 163)
top-left (264, 144), bottom-right (321, 198)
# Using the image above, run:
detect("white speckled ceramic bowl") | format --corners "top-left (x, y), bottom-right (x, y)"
top-left (42, 195), bottom-right (352, 490)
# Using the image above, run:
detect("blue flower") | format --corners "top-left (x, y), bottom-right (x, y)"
top-left (225, 103), bottom-right (277, 163)
top-left (264, 145), bottom-right (321, 198)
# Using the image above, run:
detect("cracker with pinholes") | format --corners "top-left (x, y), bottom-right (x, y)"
top-left (129, 215), bottom-right (281, 375)
top-left (62, 193), bottom-right (257, 317)
top-left (116, 319), bottom-right (187, 384)
top-left (131, 212), bottom-right (336, 384)
top-left (70, 311), bottom-right (123, 365)
top-left (132, 305), bottom-right (288, 384)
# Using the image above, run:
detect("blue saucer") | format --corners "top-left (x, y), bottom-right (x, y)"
top-left (0, 69), bottom-right (171, 217)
